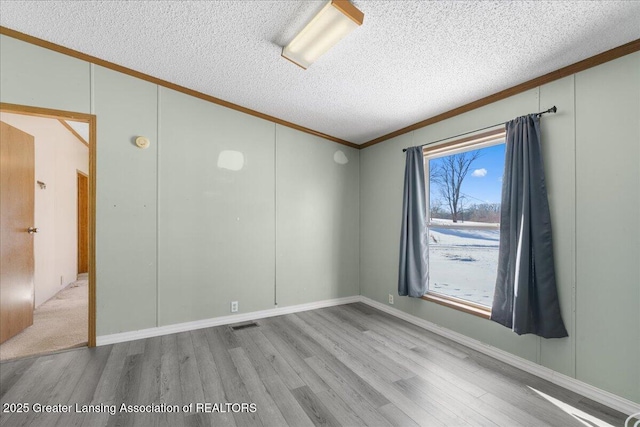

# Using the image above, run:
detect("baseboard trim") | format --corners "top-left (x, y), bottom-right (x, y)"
top-left (359, 296), bottom-right (640, 415)
top-left (96, 294), bottom-right (638, 414)
top-left (96, 295), bottom-right (360, 346)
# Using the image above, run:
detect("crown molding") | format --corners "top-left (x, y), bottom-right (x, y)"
top-left (2, 26), bottom-right (638, 151)
top-left (0, 26), bottom-right (358, 149)
top-left (360, 38), bottom-right (640, 148)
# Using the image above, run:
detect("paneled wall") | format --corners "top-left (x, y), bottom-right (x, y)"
top-left (0, 35), bottom-right (90, 113)
top-left (0, 34), bottom-right (360, 336)
top-left (157, 88), bottom-right (275, 326)
top-left (275, 125), bottom-right (360, 306)
top-left (92, 66), bottom-right (159, 334)
top-left (574, 53), bottom-right (640, 401)
top-left (1, 31), bottom-right (638, 403)
top-left (359, 52), bottom-right (640, 402)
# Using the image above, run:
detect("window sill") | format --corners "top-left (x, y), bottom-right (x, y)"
top-left (421, 293), bottom-right (491, 319)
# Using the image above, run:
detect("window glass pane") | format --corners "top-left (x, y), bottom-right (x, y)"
top-left (427, 142), bottom-right (504, 307)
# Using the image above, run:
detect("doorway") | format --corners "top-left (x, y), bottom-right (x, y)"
top-left (0, 103), bottom-right (96, 360)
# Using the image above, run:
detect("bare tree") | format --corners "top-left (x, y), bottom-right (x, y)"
top-left (465, 202), bottom-right (501, 223)
top-left (432, 151), bottom-right (481, 223)
top-left (430, 198), bottom-right (444, 220)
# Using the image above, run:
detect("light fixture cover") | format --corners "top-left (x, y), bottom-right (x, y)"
top-left (282, 0), bottom-right (364, 69)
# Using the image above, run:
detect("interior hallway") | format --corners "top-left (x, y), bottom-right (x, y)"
top-left (0, 274), bottom-right (87, 361)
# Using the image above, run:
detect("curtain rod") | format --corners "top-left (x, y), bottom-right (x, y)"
top-left (401, 106), bottom-right (557, 152)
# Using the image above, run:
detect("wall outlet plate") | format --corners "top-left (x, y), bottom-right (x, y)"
top-left (231, 301), bottom-right (238, 313)
top-left (388, 294), bottom-right (394, 304)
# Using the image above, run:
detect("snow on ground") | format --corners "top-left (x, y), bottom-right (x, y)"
top-left (428, 220), bottom-right (500, 307)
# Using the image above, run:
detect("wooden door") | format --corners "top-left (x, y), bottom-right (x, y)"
top-left (77, 172), bottom-right (88, 274)
top-left (0, 121), bottom-right (35, 344)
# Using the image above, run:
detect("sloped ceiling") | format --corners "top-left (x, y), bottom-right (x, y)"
top-left (0, 1), bottom-right (639, 144)
top-left (64, 120), bottom-right (90, 144)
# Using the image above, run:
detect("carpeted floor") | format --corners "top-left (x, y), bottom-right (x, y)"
top-left (0, 275), bottom-right (88, 361)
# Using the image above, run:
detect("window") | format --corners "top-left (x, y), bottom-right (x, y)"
top-left (422, 129), bottom-right (506, 318)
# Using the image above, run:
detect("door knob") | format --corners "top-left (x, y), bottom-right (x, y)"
top-left (27, 227), bottom-right (38, 234)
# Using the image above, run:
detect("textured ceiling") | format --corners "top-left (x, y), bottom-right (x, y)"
top-left (1, 1), bottom-right (639, 144)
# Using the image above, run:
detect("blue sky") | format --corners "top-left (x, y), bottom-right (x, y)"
top-left (429, 143), bottom-right (505, 205)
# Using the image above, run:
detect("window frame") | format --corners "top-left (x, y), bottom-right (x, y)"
top-left (421, 128), bottom-right (506, 319)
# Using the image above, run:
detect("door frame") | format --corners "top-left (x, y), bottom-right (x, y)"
top-left (1, 102), bottom-right (97, 347)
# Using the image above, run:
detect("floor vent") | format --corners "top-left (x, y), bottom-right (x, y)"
top-left (231, 322), bottom-right (259, 331)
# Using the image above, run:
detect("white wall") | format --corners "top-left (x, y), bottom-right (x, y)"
top-left (0, 113), bottom-right (89, 307)
top-left (359, 52), bottom-right (640, 403)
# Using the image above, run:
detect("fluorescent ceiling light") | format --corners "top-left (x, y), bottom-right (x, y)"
top-left (282, 0), bottom-right (364, 69)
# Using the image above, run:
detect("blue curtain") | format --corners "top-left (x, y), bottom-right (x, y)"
top-left (398, 147), bottom-right (428, 297)
top-left (491, 115), bottom-right (568, 338)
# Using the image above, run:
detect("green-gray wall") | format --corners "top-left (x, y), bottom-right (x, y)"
top-left (0, 34), bottom-right (360, 335)
top-left (359, 52), bottom-right (640, 403)
top-left (1, 33), bottom-right (638, 404)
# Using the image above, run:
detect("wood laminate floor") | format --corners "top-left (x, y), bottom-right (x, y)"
top-left (0, 303), bottom-right (629, 427)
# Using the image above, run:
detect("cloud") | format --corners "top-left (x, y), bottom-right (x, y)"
top-left (472, 168), bottom-right (487, 177)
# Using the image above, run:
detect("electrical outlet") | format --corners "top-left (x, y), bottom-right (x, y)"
top-left (231, 301), bottom-right (238, 313)
top-left (388, 294), bottom-right (394, 304)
